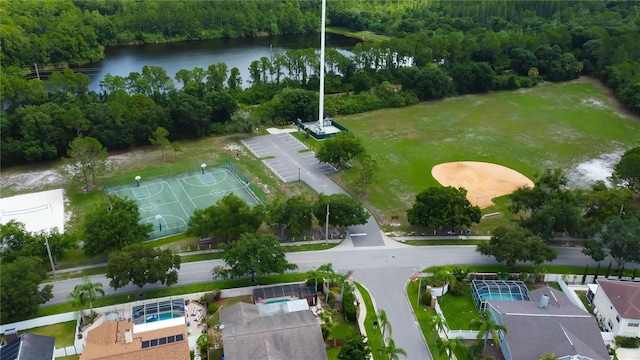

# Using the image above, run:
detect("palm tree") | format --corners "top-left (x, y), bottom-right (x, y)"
top-left (78, 276), bottom-right (105, 317)
top-left (428, 314), bottom-right (447, 342)
top-left (317, 263), bottom-right (336, 302)
top-left (470, 309), bottom-right (508, 348)
top-left (437, 337), bottom-right (467, 360)
top-left (378, 309), bottom-right (392, 346)
top-left (380, 338), bottom-right (407, 359)
top-left (67, 286), bottom-right (87, 321)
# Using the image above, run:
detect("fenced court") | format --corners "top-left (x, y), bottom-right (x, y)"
top-left (105, 162), bottom-right (263, 239)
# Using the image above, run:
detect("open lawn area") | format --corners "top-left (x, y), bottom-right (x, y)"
top-left (336, 80), bottom-right (640, 223)
top-left (438, 287), bottom-right (481, 330)
top-left (22, 320), bottom-right (76, 348)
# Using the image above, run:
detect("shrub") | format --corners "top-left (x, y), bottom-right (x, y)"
top-left (328, 292), bottom-right (336, 307)
top-left (203, 292), bottom-right (214, 306)
top-left (342, 289), bottom-right (357, 321)
top-left (615, 336), bottom-right (640, 348)
top-left (211, 290), bottom-right (221, 301)
top-left (321, 324), bottom-right (331, 339)
top-left (420, 292), bottom-right (432, 307)
top-left (208, 303), bottom-right (219, 314)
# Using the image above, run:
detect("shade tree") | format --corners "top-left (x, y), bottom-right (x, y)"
top-left (67, 136), bottom-right (108, 185)
top-left (407, 186), bottom-right (481, 229)
top-left (476, 226), bottom-right (558, 270)
top-left (0, 256), bottom-right (53, 323)
top-left (212, 233), bottom-right (297, 283)
top-left (82, 196), bottom-right (152, 256)
top-left (266, 195), bottom-right (314, 239)
top-left (582, 216), bottom-right (640, 268)
top-left (611, 147), bottom-right (640, 191)
top-left (107, 244), bottom-right (181, 290)
top-left (188, 194), bottom-right (264, 242)
top-left (315, 132), bottom-right (365, 170)
top-left (313, 193), bottom-right (369, 229)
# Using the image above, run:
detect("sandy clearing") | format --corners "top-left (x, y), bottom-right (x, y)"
top-left (431, 161), bottom-right (534, 208)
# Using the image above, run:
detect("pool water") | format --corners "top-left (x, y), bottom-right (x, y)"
top-left (479, 293), bottom-right (523, 301)
top-left (145, 312), bottom-right (182, 323)
top-left (265, 299), bottom-right (291, 304)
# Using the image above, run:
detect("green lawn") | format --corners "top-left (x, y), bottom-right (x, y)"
top-left (326, 27), bottom-right (390, 42)
top-left (575, 290), bottom-right (595, 316)
top-left (23, 320), bottom-right (76, 348)
top-left (406, 280), bottom-right (447, 360)
top-left (335, 81), bottom-right (640, 223)
top-left (355, 283), bottom-right (384, 360)
top-left (437, 287), bottom-right (481, 330)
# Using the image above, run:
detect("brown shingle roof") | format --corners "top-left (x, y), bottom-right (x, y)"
top-left (80, 321), bottom-right (189, 360)
top-left (598, 280), bottom-right (640, 319)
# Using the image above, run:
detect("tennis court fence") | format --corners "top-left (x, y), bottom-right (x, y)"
top-left (224, 157), bottom-right (267, 205)
top-left (102, 158), bottom-right (267, 205)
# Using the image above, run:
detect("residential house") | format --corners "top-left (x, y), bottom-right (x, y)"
top-left (591, 279), bottom-right (640, 338)
top-left (487, 287), bottom-right (609, 360)
top-left (0, 333), bottom-right (55, 360)
top-left (81, 298), bottom-right (190, 360)
top-left (220, 301), bottom-right (327, 360)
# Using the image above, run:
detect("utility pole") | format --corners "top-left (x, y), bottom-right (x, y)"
top-left (45, 235), bottom-right (56, 277)
top-left (416, 271), bottom-right (422, 307)
top-left (325, 203), bottom-right (330, 246)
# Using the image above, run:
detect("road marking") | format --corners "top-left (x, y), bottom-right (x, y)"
top-left (350, 233), bottom-right (367, 237)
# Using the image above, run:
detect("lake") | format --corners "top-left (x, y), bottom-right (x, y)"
top-left (76, 33), bottom-right (360, 92)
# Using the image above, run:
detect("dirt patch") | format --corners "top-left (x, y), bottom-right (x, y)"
top-left (431, 162), bottom-right (534, 208)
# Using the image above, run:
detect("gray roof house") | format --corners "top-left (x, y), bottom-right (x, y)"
top-left (220, 302), bottom-right (327, 360)
top-left (486, 287), bottom-right (609, 360)
top-left (0, 333), bottom-right (55, 360)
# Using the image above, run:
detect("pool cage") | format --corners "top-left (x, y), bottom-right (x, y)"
top-left (132, 298), bottom-right (186, 325)
top-left (471, 280), bottom-right (531, 312)
top-left (252, 284), bottom-right (317, 305)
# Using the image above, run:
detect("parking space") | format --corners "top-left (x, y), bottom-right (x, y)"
top-left (241, 133), bottom-right (335, 183)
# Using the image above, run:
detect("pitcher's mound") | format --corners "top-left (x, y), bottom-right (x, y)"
top-left (431, 162), bottom-right (534, 208)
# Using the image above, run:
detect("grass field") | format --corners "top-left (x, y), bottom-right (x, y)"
top-left (336, 80), bottom-right (640, 223)
top-left (23, 320), bottom-right (76, 347)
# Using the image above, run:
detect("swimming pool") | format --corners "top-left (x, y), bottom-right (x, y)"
top-left (479, 292), bottom-right (524, 301)
top-left (144, 312), bottom-right (183, 323)
top-left (265, 299), bottom-right (291, 304)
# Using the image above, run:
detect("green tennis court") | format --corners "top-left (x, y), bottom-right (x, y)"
top-left (108, 167), bottom-right (261, 239)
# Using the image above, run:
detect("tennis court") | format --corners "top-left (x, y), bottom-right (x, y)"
top-left (107, 166), bottom-right (261, 239)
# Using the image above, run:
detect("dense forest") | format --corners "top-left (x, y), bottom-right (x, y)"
top-left (1, 0), bottom-right (639, 167)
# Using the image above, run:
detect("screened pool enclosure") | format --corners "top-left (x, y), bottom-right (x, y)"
top-left (471, 280), bottom-right (531, 311)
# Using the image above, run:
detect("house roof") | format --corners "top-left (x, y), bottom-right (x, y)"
top-left (488, 288), bottom-right (609, 360)
top-left (0, 333), bottom-right (55, 360)
top-left (80, 320), bottom-right (189, 360)
top-left (221, 302), bottom-right (327, 360)
top-left (597, 279), bottom-right (640, 320)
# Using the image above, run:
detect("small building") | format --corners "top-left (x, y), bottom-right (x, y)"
top-left (591, 279), bottom-right (640, 337)
top-left (0, 333), bottom-right (55, 360)
top-left (220, 302), bottom-right (326, 360)
top-left (487, 287), bottom-right (609, 360)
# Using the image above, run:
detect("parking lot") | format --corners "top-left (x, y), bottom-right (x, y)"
top-left (241, 133), bottom-right (335, 183)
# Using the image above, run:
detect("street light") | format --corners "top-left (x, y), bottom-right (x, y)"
top-left (298, 167), bottom-right (301, 182)
top-left (135, 175), bottom-right (141, 187)
top-left (156, 215), bottom-right (163, 232)
top-left (324, 203), bottom-right (330, 246)
top-left (44, 233), bottom-right (56, 278)
top-left (201, 163), bottom-right (207, 175)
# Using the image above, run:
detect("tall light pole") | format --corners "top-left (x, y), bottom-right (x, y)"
top-left (156, 214), bottom-right (163, 232)
top-left (317, 0), bottom-right (327, 133)
top-left (325, 203), bottom-right (330, 246)
top-left (45, 234), bottom-right (56, 278)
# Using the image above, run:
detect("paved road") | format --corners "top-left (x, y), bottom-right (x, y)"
top-left (45, 243), bottom-right (605, 360)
